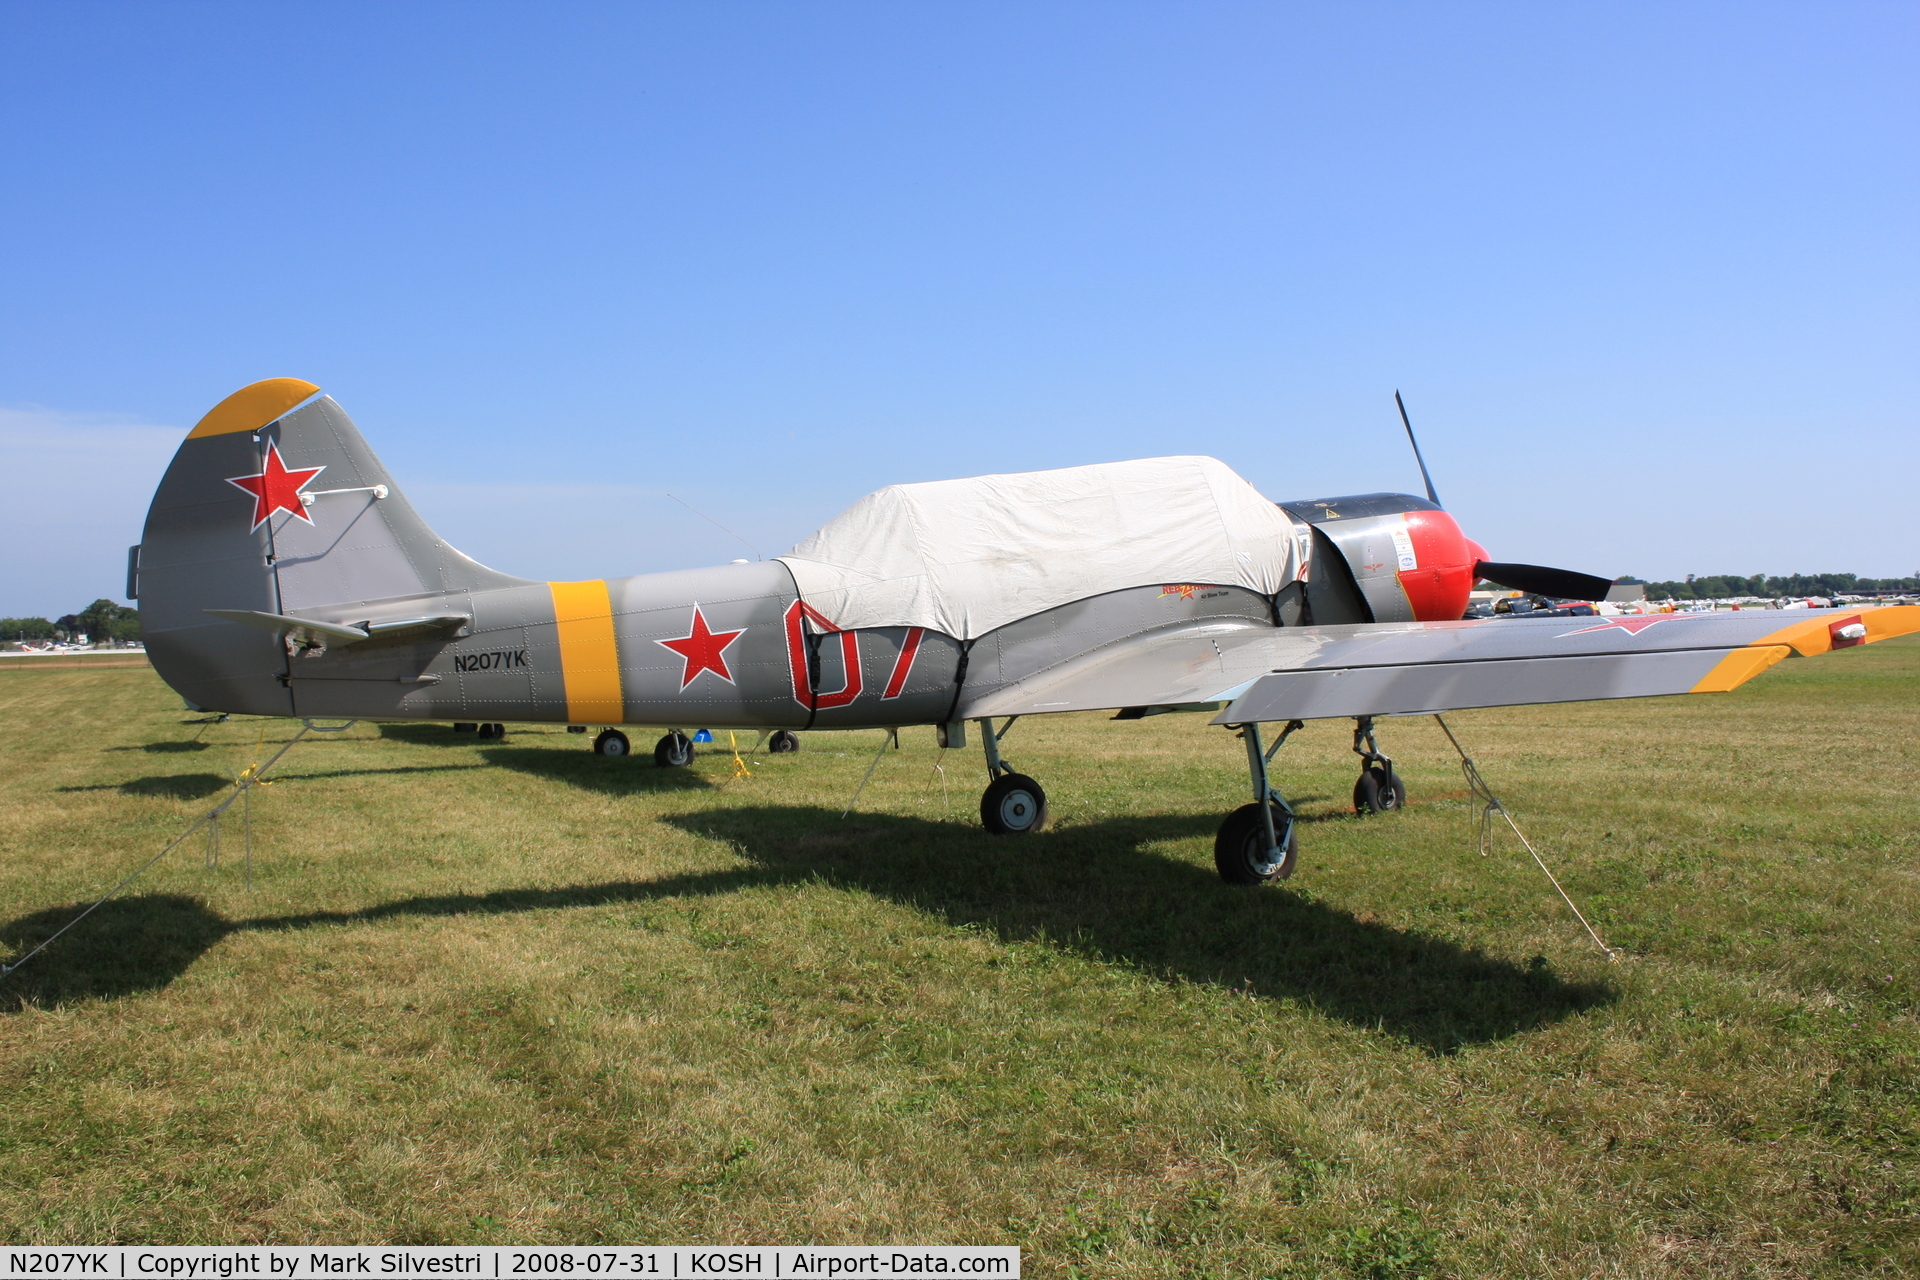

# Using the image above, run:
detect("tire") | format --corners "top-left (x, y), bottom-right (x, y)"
top-left (768, 730), bottom-right (800, 754)
top-left (1214, 802), bottom-right (1298, 884)
top-left (1353, 767), bottom-right (1408, 814)
top-left (654, 732), bottom-right (694, 767)
top-left (980, 773), bottom-right (1048, 834)
top-left (476, 722), bottom-right (497, 740)
top-left (453, 722), bottom-right (477, 733)
top-left (593, 729), bottom-right (630, 758)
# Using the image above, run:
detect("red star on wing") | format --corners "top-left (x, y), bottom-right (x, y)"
top-left (657, 605), bottom-right (746, 689)
top-left (226, 444), bottom-right (325, 530)
top-left (1558, 614), bottom-right (1695, 638)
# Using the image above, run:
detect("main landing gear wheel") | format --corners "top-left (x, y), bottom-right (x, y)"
top-left (768, 730), bottom-right (800, 754)
top-left (593, 729), bottom-right (630, 758)
top-left (980, 773), bottom-right (1048, 835)
top-left (476, 722), bottom-right (506, 739)
top-left (655, 732), bottom-right (694, 767)
top-left (453, 722), bottom-right (477, 733)
top-left (1214, 803), bottom-right (1297, 885)
top-left (1353, 766), bottom-right (1407, 814)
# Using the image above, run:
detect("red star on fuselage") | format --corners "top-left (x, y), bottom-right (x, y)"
top-left (226, 445), bottom-right (325, 531)
top-left (658, 606), bottom-right (746, 689)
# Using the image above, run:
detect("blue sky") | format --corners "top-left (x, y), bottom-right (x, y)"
top-left (2, 2), bottom-right (1914, 617)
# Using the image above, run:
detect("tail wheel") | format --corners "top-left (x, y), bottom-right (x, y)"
top-left (768, 730), bottom-right (801, 754)
top-left (593, 729), bottom-right (630, 758)
top-left (1214, 802), bottom-right (1297, 884)
top-left (980, 773), bottom-right (1048, 834)
top-left (655, 732), bottom-right (694, 767)
top-left (1353, 767), bottom-right (1407, 814)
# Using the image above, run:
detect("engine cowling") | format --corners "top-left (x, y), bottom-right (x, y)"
top-left (1278, 493), bottom-right (1480, 624)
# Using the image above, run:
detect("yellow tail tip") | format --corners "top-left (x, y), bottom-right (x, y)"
top-left (187, 378), bottom-right (322, 439)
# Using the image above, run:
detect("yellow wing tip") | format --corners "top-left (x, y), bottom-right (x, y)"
top-left (1755, 603), bottom-right (1920, 657)
top-left (187, 378), bottom-right (322, 439)
top-left (1694, 605), bottom-right (1920, 692)
top-left (1690, 645), bottom-right (1791, 693)
top-left (1860, 604), bottom-right (1920, 645)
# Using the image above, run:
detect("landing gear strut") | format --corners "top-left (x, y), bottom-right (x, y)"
top-left (1215, 719), bottom-right (1301, 884)
top-left (975, 716), bottom-right (1047, 834)
top-left (655, 731), bottom-right (694, 767)
top-left (1351, 716), bottom-right (1407, 814)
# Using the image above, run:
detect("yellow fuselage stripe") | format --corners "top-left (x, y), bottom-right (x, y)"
top-left (549, 580), bottom-right (625, 723)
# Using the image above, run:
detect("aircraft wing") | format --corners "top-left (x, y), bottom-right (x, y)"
top-left (956, 605), bottom-right (1920, 724)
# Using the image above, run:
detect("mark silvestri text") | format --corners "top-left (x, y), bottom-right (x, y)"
top-left (1, 1249), bottom-right (1018, 1280)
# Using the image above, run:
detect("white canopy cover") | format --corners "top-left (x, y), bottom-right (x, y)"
top-left (778, 455), bottom-right (1308, 640)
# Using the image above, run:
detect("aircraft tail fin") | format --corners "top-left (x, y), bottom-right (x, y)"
top-left (136, 379), bottom-right (528, 713)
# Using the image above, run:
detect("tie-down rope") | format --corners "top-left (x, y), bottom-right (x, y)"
top-left (841, 728), bottom-right (900, 818)
top-left (1432, 715), bottom-right (1617, 961)
top-left (0, 722), bottom-right (325, 979)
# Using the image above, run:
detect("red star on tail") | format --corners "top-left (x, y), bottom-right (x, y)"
top-left (226, 444), bottom-right (325, 530)
top-left (658, 606), bottom-right (746, 689)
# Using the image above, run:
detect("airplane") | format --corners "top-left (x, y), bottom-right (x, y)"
top-left (130, 378), bottom-right (1920, 886)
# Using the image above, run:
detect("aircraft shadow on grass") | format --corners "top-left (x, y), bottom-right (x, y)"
top-left (55, 763), bottom-right (489, 799)
top-left (60, 773), bottom-right (237, 801)
top-left (0, 808), bottom-right (1610, 1052)
top-left (663, 806), bottom-right (1616, 1052)
top-left (376, 723), bottom-right (482, 746)
top-left (476, 746), bottom-right (716, 794)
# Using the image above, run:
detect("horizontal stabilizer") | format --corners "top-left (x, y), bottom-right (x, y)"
top-left (206, 609), bottom-right (469, 646)
top-left (206, 609), bottom-right (369, 643)
top-left (362, 614), bottom-right (473, 640)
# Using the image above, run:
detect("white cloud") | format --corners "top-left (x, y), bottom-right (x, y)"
top-left (0, 405), bottom-right (183, 618)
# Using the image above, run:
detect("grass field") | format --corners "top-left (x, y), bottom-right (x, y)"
top-left (1, 638), bottom-right (1916, 1276)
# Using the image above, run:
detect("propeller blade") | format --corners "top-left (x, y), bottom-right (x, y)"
top-left (1394, 390), bottom-right (1441, 507)
top-left (1475, 561), bottom-right (1616, 601)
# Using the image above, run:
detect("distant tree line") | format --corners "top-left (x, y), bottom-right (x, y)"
top-left (1622, 573), bottom-right (1920, 600)
top-left (2, 599), bottom-right (141, 644)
